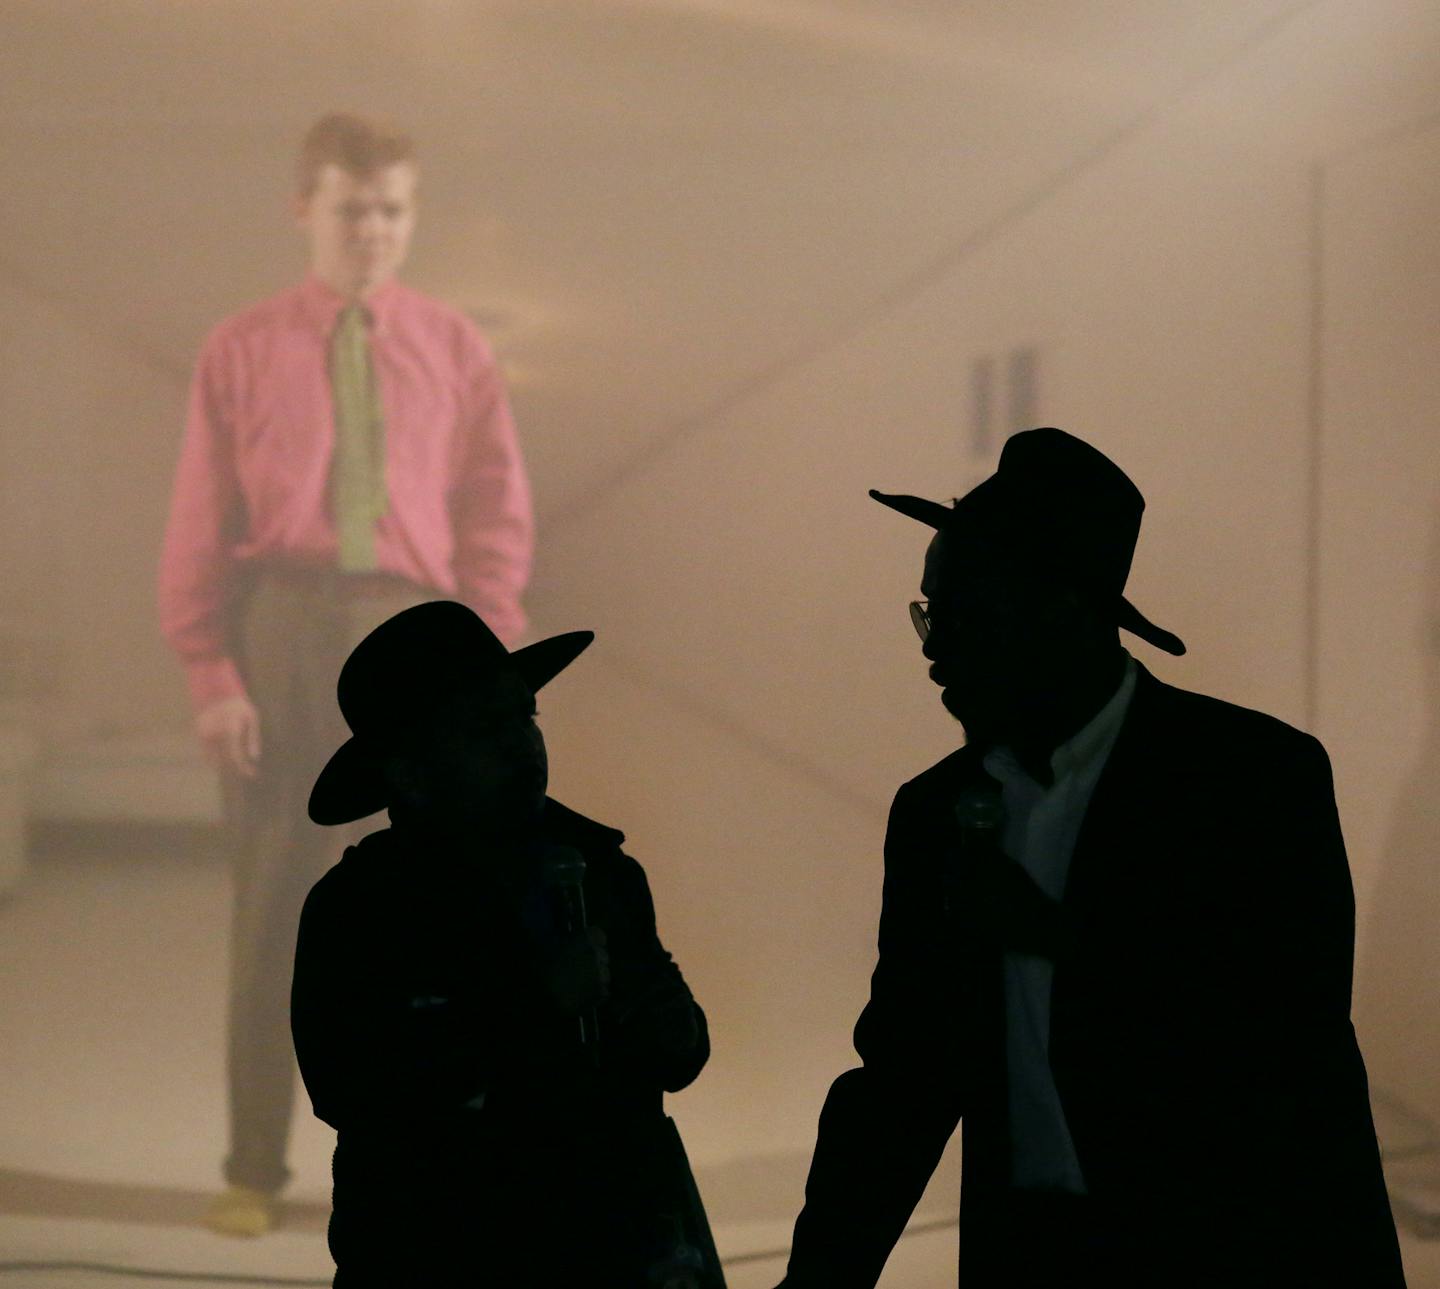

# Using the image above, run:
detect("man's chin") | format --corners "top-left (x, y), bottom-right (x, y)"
top-left (352, 266), bottom-right (396, 296)
top-left (940, 688), bottom-right (997, 748)
top-left (938, 685), bottom-right (969, 725)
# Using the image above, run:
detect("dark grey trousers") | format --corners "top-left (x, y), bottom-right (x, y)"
top-left (220, 570), bottom-right (432, 1192)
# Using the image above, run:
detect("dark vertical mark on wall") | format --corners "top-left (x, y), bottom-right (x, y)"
top-left (1007, 346), bottom-right (1039, 434)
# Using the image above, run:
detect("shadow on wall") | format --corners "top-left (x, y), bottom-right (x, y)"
top-left (1355, 501), bottom-right (1440, 1233)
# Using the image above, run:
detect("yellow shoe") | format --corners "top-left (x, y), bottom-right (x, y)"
top-left (202, 1185), bottom-right (278, 1237)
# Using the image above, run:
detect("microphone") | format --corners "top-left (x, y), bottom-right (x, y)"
top-left (951, 775), bottom-right (1069, 958)
top-left (646, 1214), bottom-right (705, 1289)
top-left (540, 845), bottom-right (600, 1053)
top-left (948, 775), bottom-right (1004, 925)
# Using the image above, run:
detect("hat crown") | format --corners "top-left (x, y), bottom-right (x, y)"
top-left (868, 427), bottom-right (1185, 657)
top-left (336, 601), bottom-right (516, 738)
top-left (997, 427), bottom-right (1143, 512)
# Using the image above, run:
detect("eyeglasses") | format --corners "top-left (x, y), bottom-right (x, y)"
top-left (909, 600), bottom-right (932, 643)
top-left (910, 596), bottom-right (1038, 646)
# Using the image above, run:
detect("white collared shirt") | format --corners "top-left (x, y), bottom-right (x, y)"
top-left (980, 650), bottom-right (1138, 1193)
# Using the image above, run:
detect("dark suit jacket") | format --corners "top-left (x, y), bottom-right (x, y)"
top-left (291, 798), bottom-right (717, 1286)
top-left (785, 663), bottom-right (1405, 1288)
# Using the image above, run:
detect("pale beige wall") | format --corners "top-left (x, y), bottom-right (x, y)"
top-left (533, 0), bottom-right (1440, 1169)
top-left (3, 0), bottom-right (1436, 1182)
top-left (1320, 118), bottom-right (1440, 1125)
top-left (0, 277), bottom-right (190, 744)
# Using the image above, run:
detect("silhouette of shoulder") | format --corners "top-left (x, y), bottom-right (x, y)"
top-left (541, 797), bottom-right (626, 852)
top-left (298, 830), bottom-right (395, 924)
top-left (1135, 671), bottom-right (1330, 780)
top-left (201, 283), bottom-right (325, 357)
top-left (382, 281), bottom-right (506, 378)
top-left (302, 798), bottom-right (632, 917)
top-left (901, 744), bottom-right (979, 806)
top-left (541, 800), bottom-right (660, 913)
top-left (896, 665), bottom-right (1329, 807)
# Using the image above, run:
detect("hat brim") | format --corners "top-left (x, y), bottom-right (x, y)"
top-left (868, 489), bottom-right (953, 528)
top-left (870, 486), bottom-right (1186, 657)
top-left (509, 630), bottom-right (594, 694)
top-left (1116, 598), bottom-right (1186, 657)
top-left (307, 629), bottom-right (594, 826)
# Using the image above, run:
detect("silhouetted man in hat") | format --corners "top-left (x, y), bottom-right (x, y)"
top-left (290, 602), bottom-right (724, 1287)
top-left (777, 429), bottom-right (1403, 1287)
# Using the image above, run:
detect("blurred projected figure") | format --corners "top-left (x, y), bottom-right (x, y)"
top-left (290, 601), bottom-right (721, 1287)
top-left (158, 111), bottom-right (533, 1236)
top-left (777, 429), bottom-right (1404, 1289)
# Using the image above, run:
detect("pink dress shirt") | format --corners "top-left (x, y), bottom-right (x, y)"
top-left (159, 275), bottom-right (533, 712)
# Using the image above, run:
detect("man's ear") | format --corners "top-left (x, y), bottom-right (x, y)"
top-left (1046, 583), bottom-right (1104, 640)
top-left (1061, 585), bottom-right (1088, 617)
top-left (1070, 587), bottom-right (1119, 645)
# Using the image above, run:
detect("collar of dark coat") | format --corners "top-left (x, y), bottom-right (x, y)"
top-left (540, 797), bottom-right (626, 851)
top-left (903, 659), bottom-right (1171, 905)
top-left (909, 659), bottom-right (1163, 794)
top-left (352, 796), bottom-right (625, 867)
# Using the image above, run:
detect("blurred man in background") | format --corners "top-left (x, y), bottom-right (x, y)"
top-left (158, 111), bottom-right (533, 1236)
top-left (778, 428), bottom-right (1403, 1287)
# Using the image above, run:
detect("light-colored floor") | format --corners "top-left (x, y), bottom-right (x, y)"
top-left (0, 841), bottom-right (1436, 1288)
top-left (0, 839), bottom-right (962, 1287)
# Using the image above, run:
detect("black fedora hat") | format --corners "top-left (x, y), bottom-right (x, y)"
top-left (870, 426), bottom-right (1185, 657)
top-left (308, 600), bottom-right (593, 826)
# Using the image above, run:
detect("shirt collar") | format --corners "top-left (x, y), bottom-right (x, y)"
top-left (985, 650), bottom-right (1138, 789)
top-left (297, 272), bottom-right (402, 339)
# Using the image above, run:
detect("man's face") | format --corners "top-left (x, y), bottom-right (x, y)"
top-left (919, 529), bottom-right (1080, 748)
top-left (295, 162), bottom-right (418, 299)
top-left (389, 672), bottom-right (549, 843)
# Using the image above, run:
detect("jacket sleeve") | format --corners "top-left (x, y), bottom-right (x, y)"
top-left (1254, 734), bottom-right (1357, 1039)
top-left (1218, 737), bottom-right (1400, 1168)
top-left (783, 782), bottom-right (964, 1289)
top-left (1156, 731), bottom-right (1404, 1281)
top-left (1172, 734), bottom-right (1360, 1098)
top-left (290, 867), bottom-right (493, 1133)
top-left (606, 854), bottom-right (711, 1094)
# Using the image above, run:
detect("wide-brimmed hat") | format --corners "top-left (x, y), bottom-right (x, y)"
top-left (308, 600), bottom-right (593, 826)
top-left (870, 426), bottom-right (1185, 656)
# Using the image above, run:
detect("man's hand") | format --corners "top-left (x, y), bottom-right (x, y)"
top-left (540, 925), bottom-right (610, 1013)
top-left (196, 695), bottom-right (262, 779)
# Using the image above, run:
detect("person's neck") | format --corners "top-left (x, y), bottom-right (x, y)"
top-left (311, 268), bottom-right (392, 305)
top-left (1007, 647), bottom-right (1127, 784)
top-left (389, 810), bottom-right (535, 861)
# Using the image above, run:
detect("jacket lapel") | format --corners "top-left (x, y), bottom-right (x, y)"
top-left (1061, 660), bottom-right (1165, 915)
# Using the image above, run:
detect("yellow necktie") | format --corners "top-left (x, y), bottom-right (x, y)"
top-left (330, 305), bottom-right (388, 570)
